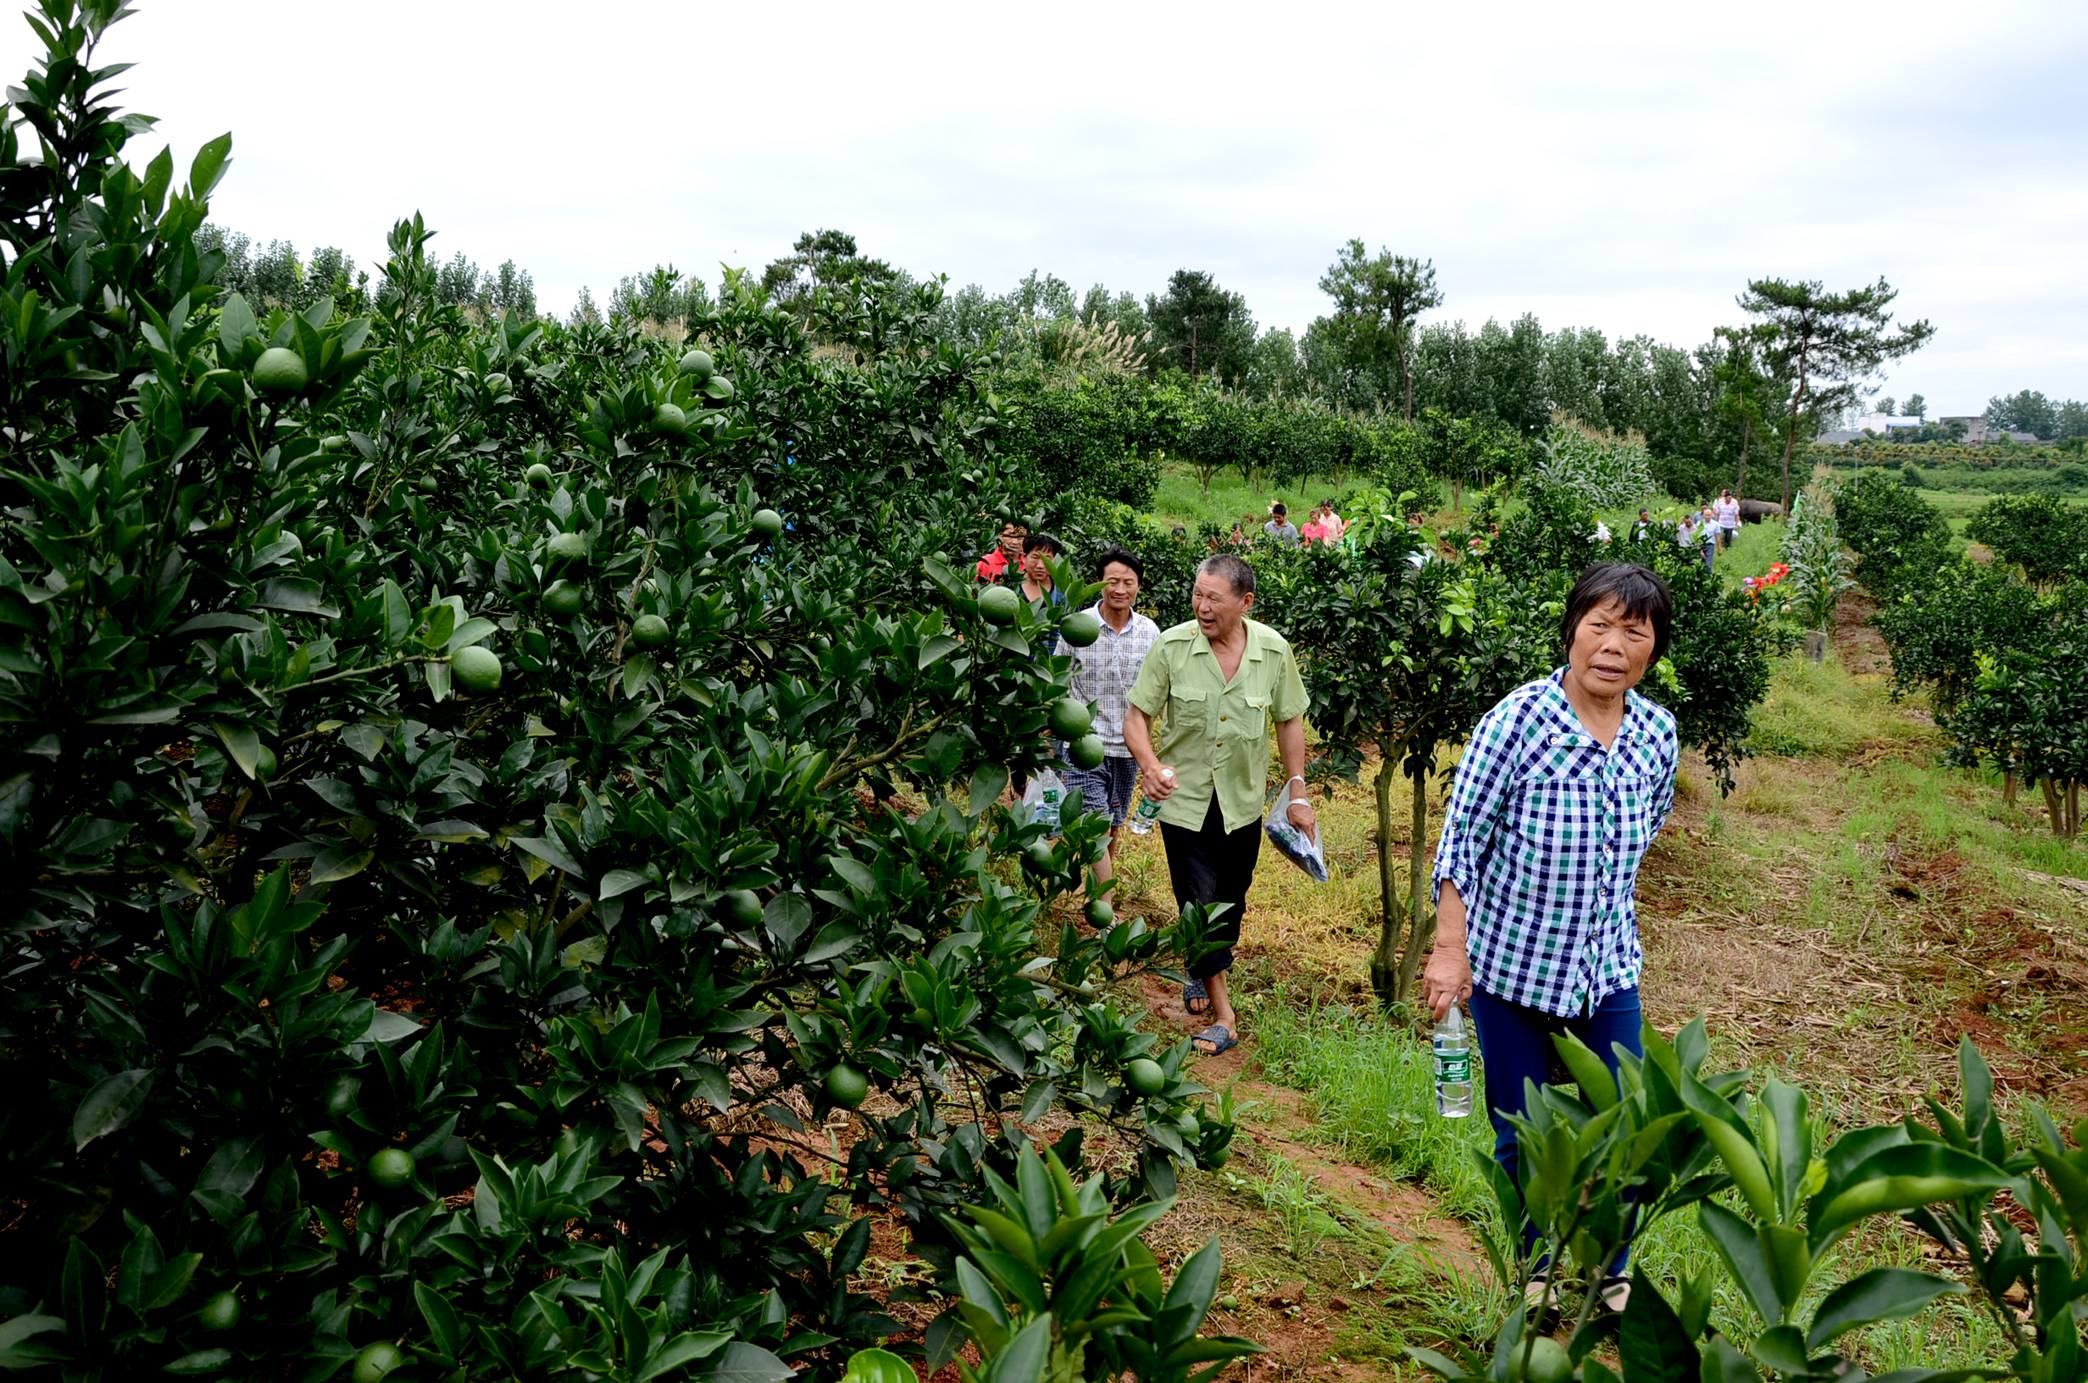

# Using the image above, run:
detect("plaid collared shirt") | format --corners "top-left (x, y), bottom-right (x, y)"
top-left (1431, 670), bottom-right (1679, 1018)
top-left (1068, 605), bottom-right (1161, 756)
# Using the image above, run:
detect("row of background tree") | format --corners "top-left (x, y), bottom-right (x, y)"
top-left (200, 224), bottom-right (2088, 511)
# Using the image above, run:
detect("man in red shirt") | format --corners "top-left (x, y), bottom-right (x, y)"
top-left (975, 523), bottom-right (1026, 582)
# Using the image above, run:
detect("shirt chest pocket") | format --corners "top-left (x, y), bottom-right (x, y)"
top-left (1168, 687), bottom-right (1210, 734)
top-left (1230, 693), bottom-right (1270, 739)
top-left (1512, 771), bottom-right (1605, 848)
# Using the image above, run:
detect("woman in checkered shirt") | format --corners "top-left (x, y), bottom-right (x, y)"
top-left (1423, 562), bottom-right (1680, 1311)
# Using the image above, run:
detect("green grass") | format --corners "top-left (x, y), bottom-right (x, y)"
top-left (1246, 988), bottom-right (1499, 1226)
top-left (1149, 462), bottom-right (1353, 532)
top-left (1745, 650), bottom-right (1934, 760)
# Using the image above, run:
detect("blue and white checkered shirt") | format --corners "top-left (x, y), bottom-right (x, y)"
top-left (1431, 670), bottom-right (1679, 1018)
top-left (1068, 605), bottom-right (1161, 757)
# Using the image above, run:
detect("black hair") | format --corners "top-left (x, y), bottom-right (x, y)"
top-left (1171, 525), bottom-right (1188, 539)
top-left (1196, 553), bottom-right (1256, 597)
top-left (1094, 546), bottom-right (1144, 580)
top-left (1270, 502), bottom-right (1288, 515)
top-left (1021, 531), bottom-right (1063, 557)
top-left (1560, 562), bottom-right (1672, 664)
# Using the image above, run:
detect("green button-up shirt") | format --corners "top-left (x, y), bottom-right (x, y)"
top-left (1127, 618), bottom-right (1310, 833)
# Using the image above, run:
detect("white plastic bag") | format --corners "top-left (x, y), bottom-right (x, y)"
top-left (1263, 778), bottom-right (1327, 883)
top-left (1023, 768), bottom-right (1067, 835)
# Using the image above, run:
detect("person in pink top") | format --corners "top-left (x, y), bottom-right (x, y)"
top-left (1310, 499), bottom-right (1346, 546)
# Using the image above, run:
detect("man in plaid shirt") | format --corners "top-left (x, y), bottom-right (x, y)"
top-left (1062, 547), bottom-right (1160, 908)
top-left (1425, 562), bottom-right (1679, 1312)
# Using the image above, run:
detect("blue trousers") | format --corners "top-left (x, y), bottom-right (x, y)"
top-left (1469, 983), bottom-right (1643, 1272)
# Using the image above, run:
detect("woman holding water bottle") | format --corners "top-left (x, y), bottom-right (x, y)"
top-left (1422, 562), bottom-right (1679, 1315)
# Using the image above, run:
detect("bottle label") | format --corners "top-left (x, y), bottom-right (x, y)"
top-left (1434, 1049), bottom-right (1471, 1085)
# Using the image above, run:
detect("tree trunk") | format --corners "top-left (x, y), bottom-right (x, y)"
top-left (1736, 416), bottom-right (1752, 497)
top-left (1780, 359), bottom-right (1808, 517)
top-left (2041, 777), bottom-right (2066, 839)
top-left (2003, 773), bottom-right (2018, 807)
top-left (1368, 749), bottom-right (1407, 1008)
top-left (1400, 327), bottom-right (1414, 422)
top-left (1394, 765), bottom-right (1432, 1005)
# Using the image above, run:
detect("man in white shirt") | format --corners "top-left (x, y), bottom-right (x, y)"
top-left (1062, 547), bottom-right (1161, 909)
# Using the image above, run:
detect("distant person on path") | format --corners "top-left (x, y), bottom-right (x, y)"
top-left (1061, 547), bottom-right (1161, 909)
top-left (976, 522), bottom-right (1026, 583)
top-left (1263, 503), bottom-right (1302, 547)
top-left (1714, 489), bottom-right (1741, 551)
top-left (1423, 561), bottom-right (1679, 1314)
top-left (1696, 505), bottom-right (1719, 572)
top-left (1124, 554), bottom-right (1313, 1056)
top-left (1631, 507), bottom-right (1653, 541)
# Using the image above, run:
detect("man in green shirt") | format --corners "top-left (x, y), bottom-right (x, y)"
top-left (1124, 554), bottom-right (1314, 1055)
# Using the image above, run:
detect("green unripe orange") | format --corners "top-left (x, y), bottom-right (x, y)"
top-left (415, 474), bottom-right (440, 494)
top-left (451, 645), bottom-right (503, 694)
top-left (324, 1074), bottom-right (362, 1117)
top-left (1084, 898), bottom-right (1115, 929)
top-left (751, 508), bottom-right (784, 539)
top-left (547, 532), bottom-right (589, 563)
top-left (367, 1148), bottom-right (415, 1188)
top-left (198, 1289), bottom-right (241, 1332)
top-left (1125, 1058), bottom-right (1165, 1097)
top-left (1022, 839), bottom-right (1057, 874)
top-left (352, 1341), bottom-right (404, 1383)
top-left (1059, 611), bottom-right (1101, 647)
top-left (653, 402), bottom-right (688, 435)
top-left (252, 347), bottom-right (308, 395)
top-left (1067, 733), bottom-right (1107, 771)
top-left (705, 375), bottom-right (735, 402)
top-left (1509, 1336), bottom-right (1572, 1383)
top-left (721, 889), bottom-right (763, 928)
top-left (251, 745), bottom-right (277, 783)
top-left (543, 581), bottom-right (584, 618)
top-left (1047, 698), bottom-right (1093, 739)
top-left (978, 585), bottom-right (1020, 626)
top-left (630, 614), bottom-right (671, 648)
top-left (678, 349), bottom-right (715, 381)
top-left (825, 1063), bottom-right (869, 1109)
top-left (840, 1346), bottom-right (916, 1383)
top-left (525, 462), bottom-right (554, 489)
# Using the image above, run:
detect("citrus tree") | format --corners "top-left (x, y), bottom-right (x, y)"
top-left (1936, 589), bottom-right (2088, 840)
top-left (0, 6), bottom-right (1247, 1378)
top-left (1832, 468), bottom-right (1950, 601)
top-left (1964, 493), bottom-right (2088, 589)
top-left (1280, 497), bottom-right (1549, 1008)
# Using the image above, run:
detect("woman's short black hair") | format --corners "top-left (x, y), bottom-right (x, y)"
top-left (1021, 531), bottom-right (1064, 557)
top-left (1561, 562), bottom-right (1672, 663)
top-left (1094, 546), bottom-right (1144, 580)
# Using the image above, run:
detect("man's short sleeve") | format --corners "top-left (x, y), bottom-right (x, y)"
top-left (1270, 641), bottom-right (1308, 723)
top-left (1127, 638), bottom-right (1171, 718)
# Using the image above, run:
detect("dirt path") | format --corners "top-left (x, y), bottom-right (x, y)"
top-left (1107, 970), bottom-right (1487, 1380)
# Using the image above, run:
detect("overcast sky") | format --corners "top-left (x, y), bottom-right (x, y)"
top-left (11, 0), bottom-right (2086, 414)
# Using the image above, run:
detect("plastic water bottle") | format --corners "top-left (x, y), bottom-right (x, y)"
top-left (1433, 1005), bottom-right (1473, 1118)
top-left (1127, 769), bottom-right (1173, 835)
